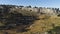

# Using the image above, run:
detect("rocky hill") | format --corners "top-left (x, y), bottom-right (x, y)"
top-left (0, 5), bottom-right (60, 34)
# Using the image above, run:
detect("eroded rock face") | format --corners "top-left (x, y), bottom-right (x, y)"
top-left (0, 12), bottom-right (37, 29)
top-left (0, 5), bottom-right (38, 32)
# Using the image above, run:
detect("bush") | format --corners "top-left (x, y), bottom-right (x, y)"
top-left (47, 26), bottom-right (60, 34)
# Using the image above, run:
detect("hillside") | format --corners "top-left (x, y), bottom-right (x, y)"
top-left (0, 5), bottom-right (60, 34)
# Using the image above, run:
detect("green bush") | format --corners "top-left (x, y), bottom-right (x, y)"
top-left (47, 26), bottom-right (60, 34)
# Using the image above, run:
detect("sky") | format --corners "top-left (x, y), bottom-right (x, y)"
top-left (0, 0), bottom-right (60, 8)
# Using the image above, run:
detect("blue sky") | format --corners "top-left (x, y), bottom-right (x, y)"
top-left (0, 0), bottom-right (60, 8)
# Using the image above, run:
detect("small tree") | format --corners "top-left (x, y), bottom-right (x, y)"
top-left (34, 6), bottom-right (38, 8)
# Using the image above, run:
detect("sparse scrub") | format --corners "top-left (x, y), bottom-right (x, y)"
top-left (38, 14), bottom-right (51, 20)
top-left (47, 26), bottom-right (60, 34)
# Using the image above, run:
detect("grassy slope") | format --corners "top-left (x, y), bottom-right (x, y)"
top-left (17, 16), bottom-right (60, 34)
top-left (0, 14), bottom-right (59, 34)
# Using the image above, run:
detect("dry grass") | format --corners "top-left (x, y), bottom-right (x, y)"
top-left (0, 15), bottom-right (60, 34)
top-left (17, 15), bottom-right (60, 34)
top-left (0, 15), bottom-right (57, 34)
